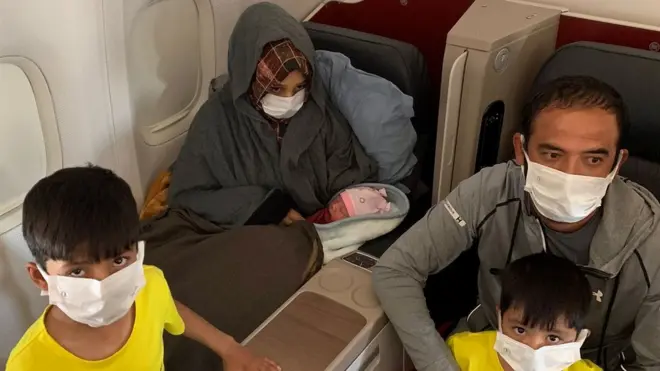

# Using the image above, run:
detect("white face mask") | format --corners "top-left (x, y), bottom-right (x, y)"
top-left (521, 137), bottom-right (620, 223)
top-left (495, 330), bottom-right (589, 371)
top-left (261, 89), bottom-right (305, 119)
top-left (494, 318), bottom-right (590, 371)
top-left (38, 241), bottom-right (146, 328)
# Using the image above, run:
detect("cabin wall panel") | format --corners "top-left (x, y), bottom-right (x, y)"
top-left (508, 0), bottom-right (660, 29)
top-left (310, 0), bottom-right (474, 87)
top-left (557, 15), bottom-right (660, 52)
top-left (311, 0), bottom-right (660, 90)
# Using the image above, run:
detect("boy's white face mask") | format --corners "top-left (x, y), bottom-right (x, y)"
top-left (37, 241), bottom-right (146, 328)
top-left (494, 313), bottom-right (590, 371)
top-left (261, 89), bottom-right (305, 119)
top-left (521, 136), bottom-right (620, 223)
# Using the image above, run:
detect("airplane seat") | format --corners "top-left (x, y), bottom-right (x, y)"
top-left (242, 23), bottom-right (440, 371)
top-left (242, 3), bottom-right (568, 367)
top-left (532, 42), bottom-right (660, 199)
top-left (204, 21), bottom-right (435, 259)
top-left (304, 21), bottom-right (437, 161)
top-left (303, 21), bottom-right (436, 258)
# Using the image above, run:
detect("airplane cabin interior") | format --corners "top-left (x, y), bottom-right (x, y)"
top-left (1, 0), bottom-right (659, 369)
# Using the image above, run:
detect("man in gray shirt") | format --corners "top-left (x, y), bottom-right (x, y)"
top-left (373, 76), bottom-right (660, 371)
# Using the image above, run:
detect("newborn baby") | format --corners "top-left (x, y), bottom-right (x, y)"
top-left (308, 187), bottom-right (392, 224)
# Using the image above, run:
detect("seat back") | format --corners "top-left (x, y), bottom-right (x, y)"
top-left (304, 22), bottom-right (438, 186)
top-left (304, 22), bottom-right (435, 132)
top-left (533, 42), bottom-right (660, 199)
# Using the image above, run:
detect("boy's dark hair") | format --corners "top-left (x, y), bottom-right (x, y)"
top-left (500, 253), bottom-right (592, 331)
top-left (521, 75), bottom-right (629, 150)
top-left (22, 165), bottom-right (139, 268)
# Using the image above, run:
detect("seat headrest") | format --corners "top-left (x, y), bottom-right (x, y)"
top-left (303, 21), bottom-right (435, 135)
top-left (533, 42), bottom-right (660, 198)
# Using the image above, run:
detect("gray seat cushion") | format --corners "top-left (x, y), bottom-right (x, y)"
top-left (533, 42), bottom-right (660, 199)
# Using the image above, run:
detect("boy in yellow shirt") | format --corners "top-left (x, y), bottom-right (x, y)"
top-left (6, 165), bottom-right (280, 371)
top-left (447, 253), bottom-right (601, 371)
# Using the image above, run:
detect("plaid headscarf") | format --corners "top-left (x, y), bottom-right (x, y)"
top-left (249, 39), bottom-right (311, 142)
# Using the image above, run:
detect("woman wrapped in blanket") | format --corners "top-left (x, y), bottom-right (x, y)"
top-left (169, 2), bottom-right (377, 226)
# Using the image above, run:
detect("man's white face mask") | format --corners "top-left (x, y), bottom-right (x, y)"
top-left (494, 312), bottom-right (590, 371)
top-left (520, 135), bottom-right (621, 223)
top-left (261, 89), bottom-right (305, 119)
top-left (37, 242), bottom-right (146, 327)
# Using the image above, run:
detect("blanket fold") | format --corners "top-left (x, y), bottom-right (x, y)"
top-left (315, 183), bottom-right (409, 263)
top-left (141, 208), bottom-right (323, 371)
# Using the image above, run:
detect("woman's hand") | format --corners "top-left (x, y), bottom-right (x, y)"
top-left (222, 341), bottom-right (281, 371)
top-left (280, 209), bottom-right (304, 226)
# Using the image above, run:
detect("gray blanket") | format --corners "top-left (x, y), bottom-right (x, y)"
top-left (168, 3), bottom-right (376, 226)
top-left (315, 50), bottom-right (417, 184)
top-left (141, 209), bottom-right (322, 370)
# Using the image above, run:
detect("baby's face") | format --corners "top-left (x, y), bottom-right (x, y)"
top-left (501, 306), bottom-right (578, 350)
top-left (328, 197), bottom-right (350, 221)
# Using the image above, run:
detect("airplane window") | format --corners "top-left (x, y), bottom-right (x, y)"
top-left (0, 63), bottom-right (48, 234)
top-left (127, 0), bottom-right (201, 146)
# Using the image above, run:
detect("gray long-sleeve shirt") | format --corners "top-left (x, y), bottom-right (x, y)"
top-left (373, 161), bottom-right (660, 371)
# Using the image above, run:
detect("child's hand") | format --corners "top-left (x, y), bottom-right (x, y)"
top-left (173, 300), bottom-right (281, 371)
top-left (222, 342), bottom-right (281, 371)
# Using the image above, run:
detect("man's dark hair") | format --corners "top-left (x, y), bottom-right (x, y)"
top-left (500, 253), bottom-right (592, 331)
top-left (22, 165), bottom-right (139, 268)
top-left (521, 76), bottom-right (629, 150)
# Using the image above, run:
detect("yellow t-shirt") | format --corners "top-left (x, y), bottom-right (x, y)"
top-left (447, 331), bottom-right (602, 371)
top-left (7, 265), bottom-right (185, 371)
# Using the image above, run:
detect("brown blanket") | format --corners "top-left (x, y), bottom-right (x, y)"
top-left (141, 208), bottom-right (322, 370)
